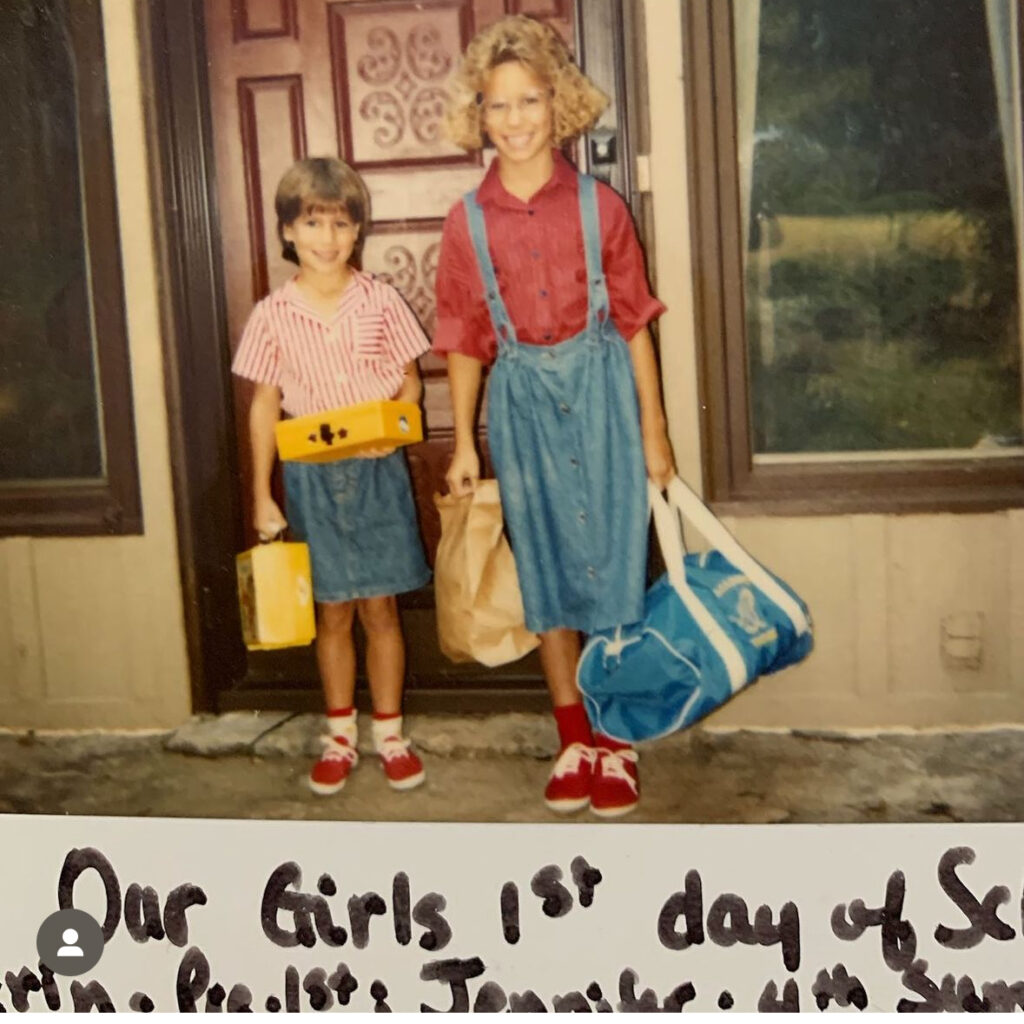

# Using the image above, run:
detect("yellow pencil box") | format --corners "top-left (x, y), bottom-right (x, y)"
top-left (275, 399), bottom-right (423, 463)
top-left (236, 542), bottom-right (316, 650)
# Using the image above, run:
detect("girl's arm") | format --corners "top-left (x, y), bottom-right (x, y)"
top-left (394, 359), bottom-right (423, 405)
top-left (362, 360), bottom-right (425, 458)
top-left (629, 326), bottom-right (676, 489)
top-left (445, 351), bottom-right (484, 495)
top-left (250, 381), bottom-right (287, 537)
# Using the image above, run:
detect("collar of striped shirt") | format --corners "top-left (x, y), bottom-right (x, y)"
top-left (278, 268), bottom-right (371, 319)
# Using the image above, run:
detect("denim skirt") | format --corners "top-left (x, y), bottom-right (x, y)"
top-left (283, 452), bottom-right (430, 603)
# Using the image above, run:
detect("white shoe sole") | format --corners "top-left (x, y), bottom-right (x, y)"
top-left (544, 796), bottom-right (590, 813)
top-left (590, 801), bottom-right (638, 819)
top-left (386, 769), bottom-right (425, 791)
top-left (308, 777), bottom-right (349, 796)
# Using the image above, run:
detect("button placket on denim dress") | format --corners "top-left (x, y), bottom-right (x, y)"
top-left (464, 174), bottom-right (649, 634)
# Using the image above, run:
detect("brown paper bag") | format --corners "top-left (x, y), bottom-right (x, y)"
top-left (433, 480), bottom-right (540, 667)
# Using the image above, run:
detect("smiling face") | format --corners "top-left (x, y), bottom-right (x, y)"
top-left (282, 202), bottom-right (360, 276)
top-left (480, 60), bottom-right (553, 168)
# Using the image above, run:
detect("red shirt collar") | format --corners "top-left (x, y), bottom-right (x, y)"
top-left (476, 150), bottom-right (579, 210)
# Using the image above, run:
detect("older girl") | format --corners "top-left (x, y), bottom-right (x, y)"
top-left (434, 16), bottom-right (675, 817)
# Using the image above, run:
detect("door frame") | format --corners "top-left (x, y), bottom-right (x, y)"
top-left (139, 0), bottom-right (240, 714)
top-left (138, 0), bottom-right (641, 714)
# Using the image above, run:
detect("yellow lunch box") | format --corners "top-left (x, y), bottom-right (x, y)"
top-left (236, 542), bottom-right (316, 650)
top-left (275, 399), bottom-right (423, 463)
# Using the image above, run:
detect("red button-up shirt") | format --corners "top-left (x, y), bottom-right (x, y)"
top-left (433, 152), bottom-right (666, 363)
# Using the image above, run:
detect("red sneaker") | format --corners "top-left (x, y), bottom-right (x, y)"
top-left (544, 742), bottom-right (597, 813)
top-left (590, 747), bottom-right (640, 818)
top-left (308, 737), bottom-right (359, 796)
top-left (377, 736), bottom-right (425, 790)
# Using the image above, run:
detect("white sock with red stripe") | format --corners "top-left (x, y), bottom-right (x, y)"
top-left (326, 707), bottom-right (357, 747)
top-left (370, 713), bottom-right (404, 751)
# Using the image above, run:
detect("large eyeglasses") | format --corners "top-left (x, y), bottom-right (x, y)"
top-left (479, 90), bottom-right (551, 121)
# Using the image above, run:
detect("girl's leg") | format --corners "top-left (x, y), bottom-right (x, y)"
top-left (537, 627), bottom-right (583, 707)
top-left (538, 628), bottom-right (596, 813)
top-left (317, 600), bottom-right (358, 709)
top-left (538, 627), bottom-right (639, 818)
top-left (309, 600), bottom-right (360, 796)
top-left (357, 595), bottom-right (404, 714)
top-left (357, 596), bottom-right (425, 790)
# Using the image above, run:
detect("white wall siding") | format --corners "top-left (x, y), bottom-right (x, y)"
top-left (644, 0), bottom-right (1024, 731)
top-left (0, 0), bottom-right (191, 731)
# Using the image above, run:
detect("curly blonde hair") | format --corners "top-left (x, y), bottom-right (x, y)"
top-left (444, 15), bottom-right (608, 151)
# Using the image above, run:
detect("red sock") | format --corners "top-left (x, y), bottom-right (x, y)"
top-left (594, 731), bottom-right (632, 752)
top-left (327, 706), bottom-right (354, 719)
top-left (553, 702), bottom-right (594, 751)
top-left (372, 711), bottom-right (401, 721)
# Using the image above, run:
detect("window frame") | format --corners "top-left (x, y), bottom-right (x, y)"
top-left (682, 0), bottom-right (1024, 516)
top-left (0, 0), bottom-right (141, 537)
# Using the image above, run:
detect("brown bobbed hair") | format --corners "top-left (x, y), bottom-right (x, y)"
top-left (275, 157), bottom-right (371, 265)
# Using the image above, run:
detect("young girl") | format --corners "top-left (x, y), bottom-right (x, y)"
top-left (232, 157), bottom-right (432, 796)
top-left (435, 16), bottom-right (675, 818)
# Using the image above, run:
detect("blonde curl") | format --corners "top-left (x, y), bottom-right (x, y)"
top-left (444, 15), bottom-right (608, 151)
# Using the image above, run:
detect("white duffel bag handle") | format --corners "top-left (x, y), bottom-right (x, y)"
top-left (647, 481), bottom-right (748, 692)
top-left (647, 480), bottom-right (690, 594)
top-left (647, 478), bottom-right (812, 695)
top-left (662, 477), bottom-right (811, 637)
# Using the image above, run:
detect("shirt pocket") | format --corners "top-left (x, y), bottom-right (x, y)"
top-left (350, 311), bottom-right (386, 365)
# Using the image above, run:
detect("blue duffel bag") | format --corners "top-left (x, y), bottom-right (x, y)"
top-left (577, 477), bottom-right (813, 743)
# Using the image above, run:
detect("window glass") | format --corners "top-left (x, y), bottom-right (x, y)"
top-left (736, 0), bottom-right (1023, 457)
top-left (0, 0), bottom-right (104, 483)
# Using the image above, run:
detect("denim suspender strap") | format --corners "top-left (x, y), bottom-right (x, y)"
top-left (577, 174), bottom-right (610, 328)
top-left (463, 192), bottom-right (517, 349)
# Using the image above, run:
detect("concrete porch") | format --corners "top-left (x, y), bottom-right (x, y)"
top-left (1, 714), bottom-right (1021, 824)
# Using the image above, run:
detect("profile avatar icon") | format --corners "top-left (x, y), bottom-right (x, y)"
top-left (58, 928), bottom-right (84, 957)
top-left (36, 909), bottom-right (104, 976)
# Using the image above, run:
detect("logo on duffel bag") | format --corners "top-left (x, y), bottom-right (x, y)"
top-left (716, 574), bottom-right (777, 647)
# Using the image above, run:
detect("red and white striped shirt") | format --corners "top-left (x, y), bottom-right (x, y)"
top-left (231, 271), bottom-right (430, 416)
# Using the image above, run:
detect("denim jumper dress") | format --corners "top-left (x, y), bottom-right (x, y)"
top-left (464, 173), bottom-right (649, 634)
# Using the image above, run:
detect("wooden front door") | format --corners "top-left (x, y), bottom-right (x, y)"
top-left (201, 0), bottom-right (632, 707)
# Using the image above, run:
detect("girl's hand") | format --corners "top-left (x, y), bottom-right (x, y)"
top-left (643, 426), bottom-right (676, 490)
top-left (255, 496), bottom-right (287, 541)
top-left (446, 446), bottom-right (480, 497)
